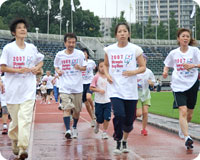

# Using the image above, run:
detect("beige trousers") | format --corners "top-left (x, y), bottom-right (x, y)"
top-left (7, 100), bottom-right (35, 150)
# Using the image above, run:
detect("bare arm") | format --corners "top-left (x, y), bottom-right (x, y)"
top-left (162, 66), bottom-right (169, 79)
top-left (55, 67), bottom-right (63, 76)
top-left (31, 61), bottom-right (44, 75)
top-left (103, 53), bottom-right (113, 84)
top-left (74, 64), bottom-right (86, 71)
top-left (90, 86), bottom-right (105, 94)
top-left (1, 64), bottom-right (31, 74)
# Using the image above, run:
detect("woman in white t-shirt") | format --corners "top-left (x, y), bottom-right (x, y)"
top-left (81, 48), bottom-right (96, 127)
top-left (136, 55), bottom-right (155, 136)
top-left (0, 18), bottom-right (44, 159)
top-left (163, 28), bottom-right (200, 149)
top-left (104, 22), bottom-right (146, 154)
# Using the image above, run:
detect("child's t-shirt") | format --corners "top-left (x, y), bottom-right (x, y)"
top-left (90, 73), bottom-right (110, 104)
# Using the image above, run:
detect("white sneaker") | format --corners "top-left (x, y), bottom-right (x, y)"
top-left (121, 141), bottom-right (129, 153)
top-left (94, 122), bottom-right (99, 134)
top-left (113, 141), bottom-right (121, 154)
top-left (178, 128), bottom-right (185, 139)
top-left (48, 101), bottom-right (51, 104)
top-left (65, 130), bottom-right (72, 139)
top-left (91, 120), bottom-right (95, 127)
top-left (72, 128), bottom-right (78, 139)
top-left (102, 132), bottom-right (108, 139)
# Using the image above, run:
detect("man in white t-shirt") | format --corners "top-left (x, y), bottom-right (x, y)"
top-left (54, 33), bottom-right (87, 139)
top-left (42, 70), bottom-right (54, 104)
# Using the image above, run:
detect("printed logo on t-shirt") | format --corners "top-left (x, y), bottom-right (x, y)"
top-left (61, 59), bottom-right (79, 75)
top-left (13, 56), bottom-right (25, 69)
top-left (111, 54), bottom-right (134, 74)
top-left (175, 58), bottom-right (194, 77)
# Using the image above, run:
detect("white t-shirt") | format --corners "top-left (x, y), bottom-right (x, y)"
top-left (164, 46), bottom-right (200, 92)
top-left (90, 73), bottom-right (110, 104)
top-left (104, 42), bottom-right (143, 100)
top-left (54, 49), bottom-right (87, 94)
top-left (40, 84), bottom-right (47, 94)
top-left (0, 76), bottom-right (6, 106)
top-left (137, 68), bottom-right (155, 102)
top-left (42, 75), bottom-right (53, 89)
top-left (82, 59), bottom-right (96, 84)
top-left (0, 41), bottom-right (44, 104)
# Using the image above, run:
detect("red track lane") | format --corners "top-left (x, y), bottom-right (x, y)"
top-left (0, 100), bottom-right (200, 160)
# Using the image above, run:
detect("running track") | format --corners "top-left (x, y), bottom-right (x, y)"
top-left (0, 99), bottom-right (200, 160)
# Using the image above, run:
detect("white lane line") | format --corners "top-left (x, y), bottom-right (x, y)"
top-left (79, 115), bottom-right (144, 160)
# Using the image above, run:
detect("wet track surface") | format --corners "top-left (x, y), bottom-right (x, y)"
top-left (0, 100), bottom-right (200, 160)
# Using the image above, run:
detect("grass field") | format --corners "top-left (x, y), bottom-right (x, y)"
top-left (149, 91), bottom-right (200, 124)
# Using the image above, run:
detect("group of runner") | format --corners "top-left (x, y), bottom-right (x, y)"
top-left (0, 18), bottom-right (199, 160)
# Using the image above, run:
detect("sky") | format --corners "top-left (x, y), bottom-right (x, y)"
top-left (79, 0), bottom-right (136, 23)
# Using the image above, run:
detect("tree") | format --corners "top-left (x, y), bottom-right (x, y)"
top-left (110, 11), bottom-right (127, 37)
top-left (145, 16), bottom-right (155, 39)
top-left (169, 11), bottom-right (178, 40)
top-left (157, 21), bottom-right (168, 39)
top-left (196, 7), bottom-right (200, 40)
top-left (131, 22), bottom-right (142, 39)
top-left (0, 0), bottom-right (101, 37)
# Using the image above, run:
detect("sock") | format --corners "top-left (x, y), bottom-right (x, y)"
top-left (185, 136), bottom-right (191, 142)
top-left (63, 117), bottom-right (70, 131)
top-left (72, 118), bottom-right (78, 129)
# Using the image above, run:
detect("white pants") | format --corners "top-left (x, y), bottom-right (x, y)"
top-left (7, 100), bottom-right (35, 150)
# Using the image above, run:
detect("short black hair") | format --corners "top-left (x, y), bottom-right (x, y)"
top-left (64, 33), bottom-right (77, 42)
top-left (81, 48), bottom-right (91, 58)
top-left (9, 18), bottom-right (28, 36)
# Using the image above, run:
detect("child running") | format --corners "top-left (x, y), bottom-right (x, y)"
top-left (136, 55), bottom-right (155, 136)
top-left (40, 80), bottom-right (47, 104)
top-left (90, 59), bottom-right (111, 139)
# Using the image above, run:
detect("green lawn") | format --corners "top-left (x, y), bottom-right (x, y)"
top-left (149, 91), bottom-right (200, 124)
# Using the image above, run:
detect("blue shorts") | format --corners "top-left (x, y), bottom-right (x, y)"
top-left (95, 102), bottom-right (111, 124)
top-left (82, 84), bottom-right (93, 102)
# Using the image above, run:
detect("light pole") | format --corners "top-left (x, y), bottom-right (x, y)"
top-left (35, 27), bottom-right (39, 40)
top-left (66, 20), bottom-right (69, 33)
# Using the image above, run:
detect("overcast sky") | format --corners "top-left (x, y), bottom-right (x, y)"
top-left (79, 0), bottom-right (136, 23)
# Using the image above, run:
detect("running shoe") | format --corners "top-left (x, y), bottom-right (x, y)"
top-left (141, 129), bottom-right (148, 136)
top-left (72, 128), bottom-right (78, 139)
top-left (113, 141), bottom-right (121, 154)
top-left (121, 141), bottom-right (129, 153)
top-left (65, 130), bottom-right (72, 139)
top-left (102, 132), bottom-right (108, 139)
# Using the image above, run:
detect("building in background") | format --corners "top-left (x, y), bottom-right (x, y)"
top-left (100, 18), bottom-right (112, 37)
top-left (135, 0), bottom-right (195, 29)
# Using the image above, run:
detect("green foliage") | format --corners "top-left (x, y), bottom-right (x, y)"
top-left (149, 92), bottom-right (200, 124)
top-left (131, 22), bottom-right (142, 39)
top-left (110, 11), bottom-right (127, 38)
top-left (196, 7), bottom-right (200, 40)
top-left (169, 11), bottom-right (178, 40)
top-left (0, 0), bottom-right (101, 36)
top-left (145, 16), bottom-right (155, 39)
top-left (157, 21), bottom-right (168, 39)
